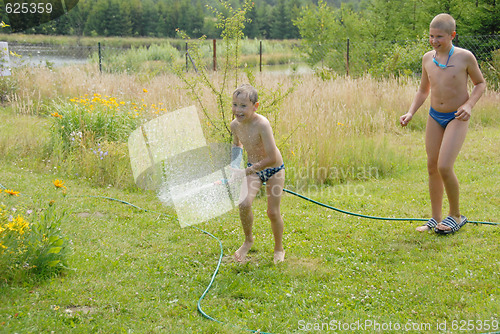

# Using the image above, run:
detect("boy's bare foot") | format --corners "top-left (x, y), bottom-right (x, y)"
top-left (274, 250), bottom-right (285, 264)
top-left (436, 224), bottom-right (451, 232)
top-left (436, 215), bottom-right (463, 232)
top-left (416, 225), bottom-right (430, 232)
top-left (416, 218), bottom-right (439, 232)
top-left (234, 240), bottom-right (254, 262)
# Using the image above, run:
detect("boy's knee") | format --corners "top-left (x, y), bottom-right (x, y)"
top-left (427, 159), bottom-right (438, 173)
top-left (438, 164), bottom-right (453, 178)
top-left (239, 200), bottom-right (252, 212)
top-left (267, 208), bottom-right (281, 221)
top-left (427, 165), bottom-right (439, 176)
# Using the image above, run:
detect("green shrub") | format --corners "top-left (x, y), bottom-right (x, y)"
top-left (0, 184), bottom-right (71, 283)
top-left (93, 43), bottom-right (180, 74)
top-left (48, 95), bottom-right (141, 152)
top-left (369, 38), bottom-right (429, 78)
top-left (0, 76), bottom-right (17, 102)
top-left (481, 49), bottom-right (500, 91)
top-left (46, 96), bottom-right (143, 188)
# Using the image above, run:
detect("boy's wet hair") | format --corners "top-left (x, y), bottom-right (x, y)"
top-left (233, 84), bottom-right (258, 104)
top-left (430, 13), bottom-right (456, 35)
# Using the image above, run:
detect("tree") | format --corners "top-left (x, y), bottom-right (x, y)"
top-left (294, 1), bottom-right (346, 70)
top-left (270, 0), bottom-right (289, 38)
top-left (129, 0), bottom-right (144, 36)
top-left (84, 0), bottom-right (110, 36)
top-left (141, 0), bottom-right (159, 36)
top-left (472, 0), bottom-right (500, 34)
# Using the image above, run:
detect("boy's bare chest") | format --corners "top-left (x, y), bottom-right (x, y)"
top-left (426, 62), bottom-right (467, 88)
top-left (236, 125), bottom-right (262, 148)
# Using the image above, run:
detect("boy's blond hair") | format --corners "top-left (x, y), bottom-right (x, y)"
top-left (233, 84), bottom-right (258, 104)
top-left (430, 13), bottom-right (456, 34)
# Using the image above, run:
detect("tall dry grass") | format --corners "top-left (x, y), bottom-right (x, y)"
top-left (5, 65), bottom-right (499, 186)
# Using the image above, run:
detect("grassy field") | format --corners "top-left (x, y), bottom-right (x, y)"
top-left (0, 65), bottom-right (499, 333)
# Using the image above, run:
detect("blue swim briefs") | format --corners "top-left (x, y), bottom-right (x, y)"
top-left (429, 106), bottom-right (456, 129)
top-left (247, 163), bottom-right (285, 183)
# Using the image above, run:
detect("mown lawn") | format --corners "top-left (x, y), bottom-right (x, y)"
top-left (0, 128), bottom-right (499, 334)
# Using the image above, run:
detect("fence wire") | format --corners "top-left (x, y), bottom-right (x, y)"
top-left (4, 35), bottom-right (499, 78)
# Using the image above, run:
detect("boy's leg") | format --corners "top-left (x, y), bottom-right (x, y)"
top-left (265, 169), bottom-right (285, 263)
top-left (418, 115), bottom-right (445, 231)
top-left (235, 174), bottom-right (262, 262)
top-left (435, 119), bottom-right (469, 231)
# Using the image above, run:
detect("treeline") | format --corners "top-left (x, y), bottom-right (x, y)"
top-left (0, 0), bottom-right (498, 39)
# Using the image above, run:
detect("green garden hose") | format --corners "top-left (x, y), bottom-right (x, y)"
top-left (282, 188), bottom-right (499, 225)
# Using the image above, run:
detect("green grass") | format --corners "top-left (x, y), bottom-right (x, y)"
top-left (0, 126), bottom-right (499, 333)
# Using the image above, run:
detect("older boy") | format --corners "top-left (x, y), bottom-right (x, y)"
top-left (230, 84), bottom-right (285, 263)
top-left (400, 13), bottom-right (486, 234)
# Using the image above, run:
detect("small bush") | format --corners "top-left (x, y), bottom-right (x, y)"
top-left (93, 43), bottom-right (180, 74)
top-left (0, 184), bottom-right (71, 284)
top-left (481, 49), bottom-right (500, 91)
top-left (370, 38), bottom-right (429, 78)
top-left (48, 94), bottom-right (142, 152)
top-left (0, 76), bottom-right (17, 102)
top-left (46, 95), bottom-right (150, 188)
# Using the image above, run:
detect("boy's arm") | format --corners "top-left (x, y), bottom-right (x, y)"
top-left (245, 120), bottom-right (280, 176)
top-left (230, 121), bottom-right (244, 168)
top-left (400, 55), bottom-right (431, 126)
top-left (455, 52), bottom-right (486, 121)
top-left (230, 120), bottom-right (243, 148)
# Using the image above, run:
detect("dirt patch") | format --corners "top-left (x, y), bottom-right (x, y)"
top-left (64, 305), bottom-right (95, 315)
top-left (76, 212), bottom-right (105, 218)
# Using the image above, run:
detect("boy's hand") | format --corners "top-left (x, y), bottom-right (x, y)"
top-left (400, 113), bottom-right (413, 127)
top-left (455, 105), bottom-right (471, 121)
top-left (228, 167), bottom-right (246, 183)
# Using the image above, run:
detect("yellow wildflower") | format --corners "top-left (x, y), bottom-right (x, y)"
top-left (4, 189), bottom-right (20, 196)
top-left (12, 215), bottom-right (29, 235)
top-left (51, 112), bottom-right (63, 119)
top-left (9, 50), bottom-right (21, 58)
top-left (337, 122), bottom-right (344, 126)
top-left (143, 88), bottom-right (148, 93)
top-left (53, 179), bottom-right (67, 189)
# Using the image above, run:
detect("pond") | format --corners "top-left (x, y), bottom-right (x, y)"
top-left (6, 42), bottom-right (95, 67)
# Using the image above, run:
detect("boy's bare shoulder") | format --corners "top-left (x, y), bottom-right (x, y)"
top-left (254, 114), bottom-right (273, 131)
top-left (423, 50), bottom-right (434, 57)
top-left (454, 46), bottom-right (473, 55)
top-left (454, 47), bottom-right (476, 61)
top-left (422, 50), bottom-right (434, 60)
top-left (253, 113), bottom-right (270, 125)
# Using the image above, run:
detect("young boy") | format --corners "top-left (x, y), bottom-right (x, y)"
top-left (230, 84), bottom-right (286, 263)
top-left (400, 13), bottom-right (486, 234)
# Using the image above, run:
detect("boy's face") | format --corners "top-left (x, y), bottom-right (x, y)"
top-left (232, 94), bottom-right (258, 122)
top-left (429, 28), bottom-right (455, 52)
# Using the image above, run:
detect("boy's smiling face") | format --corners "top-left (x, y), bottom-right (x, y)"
top-left (429, 27), bottom-right (455, 52)
top-left (232, 94), bottom-right (259, 122)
